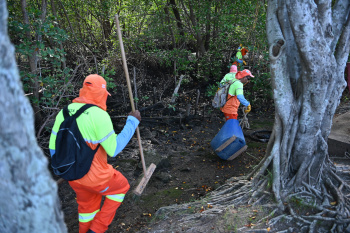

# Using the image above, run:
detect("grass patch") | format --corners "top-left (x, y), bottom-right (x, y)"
top-left (140, 188), bottom-right (184, 209)
top-left (247, 141), bottom-right (265, 149)
top-left (219, 205), bottom-right (273, 232)
top-left (250, 119), bottom-right (274, 129)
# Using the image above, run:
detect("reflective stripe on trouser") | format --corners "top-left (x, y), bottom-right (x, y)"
top-left (69, 169), bottom-right (130, 233)
top-left (106, 193), bottom-right (125, 202)
top-left (79, 210), bottom-right (100, 223)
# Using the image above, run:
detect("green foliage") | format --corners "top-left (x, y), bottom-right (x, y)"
top-left (8, 0), bottom-right (271, 123)
top-left (112, 0), bottom-right (268, 83)
top-left (289, 196), bottom-right (317, 211)
top-left (154, 48), bottom-right (195, 74)
top-left (8, 5), bottom-right (72, 108)
top-left (197, 49), bottom-right (226, 82)
top-left (101, 69), bottom-right (117, 90)
top-left (266, 169), bottom-right (273, 189)
top-left (242, 48), bottom-right (272, 107)
top-left (168, 104), bottom-right (176, 111)
top-left (247, 72), bottom-right (272, 101)
top-left (206, 82), bottom-right (220, 97)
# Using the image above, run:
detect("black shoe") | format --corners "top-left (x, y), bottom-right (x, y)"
top-left (87, 230), bottom-right (96, 233)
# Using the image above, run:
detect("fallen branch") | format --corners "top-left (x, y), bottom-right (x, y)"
top-left (170, 75), bottom-right (184, 103)
top-left (139, 102), bottom-right (165, 112)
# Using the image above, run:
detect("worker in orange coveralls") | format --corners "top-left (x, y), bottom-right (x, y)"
top-left (220, 69), bottom-right (254, 121)
top-left (232, 44), bottom-right (249, 67)
top-left (49, 74), bottom-right (140, 233)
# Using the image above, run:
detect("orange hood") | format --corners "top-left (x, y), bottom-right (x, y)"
top-left (72, 74), bottom-right (110, 111)
top-left (236, 69), bottom-right (254, 79)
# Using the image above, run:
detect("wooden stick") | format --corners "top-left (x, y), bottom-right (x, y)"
top-left (115, 14), bottom-right (155, 196)
top-left (170, 75), bottom-right (184, 103)
top-left (215, 136), bottom-right (237, 152)
top-left (133, 67), bottom-right (138, 110)
top-left (228, 145), bottom-right (248, 161)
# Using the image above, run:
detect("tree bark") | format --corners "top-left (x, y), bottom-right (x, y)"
top-left (265, 0), bottom-right (350, 210)
top-left (50, 0), bottom-right (66, 70)
top-left (20, 0), bottom-right (48, 128)
top-left (164, 3), bottom-right (176, 48)
top-left (0, 0), bottom-right (67, 231)
top-left (169, 0), bottom-right (185, 37)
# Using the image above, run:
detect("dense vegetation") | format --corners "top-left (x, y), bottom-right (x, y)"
top-left (8, 0), bottom-right (272, 148)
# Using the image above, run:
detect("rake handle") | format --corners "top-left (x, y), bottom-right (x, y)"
top-left (115, 14), bottom-right (147, 175)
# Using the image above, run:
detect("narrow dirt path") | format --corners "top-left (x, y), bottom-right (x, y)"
top-left (57, 111), bottom-right (274, 233)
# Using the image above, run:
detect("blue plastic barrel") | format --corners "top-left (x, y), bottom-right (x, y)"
top-left (210, 119), bottom-right (246, 160)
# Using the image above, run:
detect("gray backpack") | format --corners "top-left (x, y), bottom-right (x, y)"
top-left (212, 80), bottom-right (237, 108)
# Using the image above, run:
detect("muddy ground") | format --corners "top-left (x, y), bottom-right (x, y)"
top-left (56, 107), bottom-right (275, 233)
top-left (55, 86), bottom-right (350, 233)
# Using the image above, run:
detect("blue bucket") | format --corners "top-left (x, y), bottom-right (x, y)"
top-left (210, 119), bottom-right (246, 160)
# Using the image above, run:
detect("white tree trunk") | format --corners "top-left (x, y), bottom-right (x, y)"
top-left (266, 0), bottom-right (350, 205)
top-left (0, 1), bottom-right (67, 232)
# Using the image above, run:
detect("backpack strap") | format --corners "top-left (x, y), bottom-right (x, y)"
top-left (223, 80), bottom-right (238, 107)
top-left (73, 104), bottom-right (96, 119)
top-left (62, 104), bottom-right (97, 119)
top-left (72, 104), bottom-right (100, 151)
top-left (62, 105), bottom-right (70, 119)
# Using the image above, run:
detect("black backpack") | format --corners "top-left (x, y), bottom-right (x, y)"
top-left (51, 104), bottom-right (100, 181)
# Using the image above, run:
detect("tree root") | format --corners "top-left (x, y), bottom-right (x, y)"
top-left (204, 168), bottom-right (350, 232)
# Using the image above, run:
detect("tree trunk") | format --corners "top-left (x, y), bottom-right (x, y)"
top-left (266, 0), bottom-right (350, 192)
top-left (257, 0), bottom-right (350, 224)
top-left (20, 0), bottom-right (48, 128)
top-left (50, 0), bottom-right (66, 70)
top-left (0, 1), bottom-right (67, 231)
top-left (169, 0), bottom-right (185, 37)
top-left (189, 3), bottom-right (206, 56)
top-left (164, 4), bottom-right (176, 48)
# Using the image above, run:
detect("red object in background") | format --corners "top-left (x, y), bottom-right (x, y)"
top-left (347, 62), bottom-right (350, 93)
top-left (241, 47), bottom-right (249, 56)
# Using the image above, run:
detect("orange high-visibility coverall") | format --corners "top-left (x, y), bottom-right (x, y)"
top-left (50, 75), bottom-right (139, 233)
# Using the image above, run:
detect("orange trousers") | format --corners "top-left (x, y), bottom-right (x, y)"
top-left (69, 170), bottom-right (130, 233)
top-left (223, 113), bottom-right (238, 121)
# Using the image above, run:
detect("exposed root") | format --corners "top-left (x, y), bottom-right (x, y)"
top-left (268, 214), bottom-right (292, 227)
top-left (309, 220), bottom-right (317, 233)
top-left (152, 131), bottom-right (350, 232)
top-left (302, 181), bottom-right (322, 199)
top-left (329, 168), bottom-right (350, 191)
top-left (204, 165), bottom-right (350, 232)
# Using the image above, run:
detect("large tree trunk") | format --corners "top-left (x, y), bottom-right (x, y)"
top-left (0, 1), bottom-right (67, 231)
top-left (266, 0), bottom-right (350, 200)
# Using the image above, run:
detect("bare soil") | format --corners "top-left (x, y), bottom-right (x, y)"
top-left (56, 109), bottom-right (274, 233)
top-left (55, 88), bottom-right (350, 233)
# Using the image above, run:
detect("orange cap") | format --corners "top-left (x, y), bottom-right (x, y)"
top-left (83, 74), bottom-right (111, 96)
top-left (236, 69), bottom-right (254, 79)
top-left (72, 74), bottom-right (110, 111)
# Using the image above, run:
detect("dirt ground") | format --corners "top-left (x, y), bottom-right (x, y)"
top-left (55, 87), bottom-right (350, 233)
top-left (56, 108), bottom-right (274, 233)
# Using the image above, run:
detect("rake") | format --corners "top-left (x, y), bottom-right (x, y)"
top-left (114, 14), bottom-right (156, 196)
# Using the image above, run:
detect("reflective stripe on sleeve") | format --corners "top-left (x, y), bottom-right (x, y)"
top-left (84, 130), bottom-right (115, 144)
top-left (78, 209), bottom-right (100, 223)
top-left (106, 194), bottom-right (125, 202)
